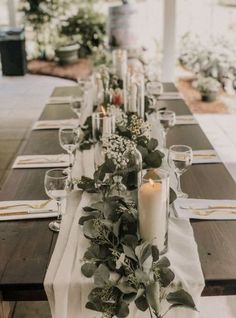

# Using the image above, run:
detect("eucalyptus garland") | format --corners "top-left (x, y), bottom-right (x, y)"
top-left (77, 124), bottom-right (196, 317)
top-left (76, 64), bottom-right (196, 317)
top-left (79, 193), bottom-right (196, 318)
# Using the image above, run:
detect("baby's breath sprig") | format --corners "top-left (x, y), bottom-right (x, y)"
top-left (102, 134), bottom-right (136, 169)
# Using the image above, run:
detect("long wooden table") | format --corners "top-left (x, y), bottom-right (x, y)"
top-left (0, 83), bottom-right (236, 303)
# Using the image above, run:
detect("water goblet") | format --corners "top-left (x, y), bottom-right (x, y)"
top-left (155, 110), bottom-right (176, 148)
top-left (168, 145), bottom-right (193, 198)
top-left (44, 168), bottom-right (69, 232)
top-left (70, 97), bottom-right (84, 123)
top-left (59, 127), bottom-right (79, 177)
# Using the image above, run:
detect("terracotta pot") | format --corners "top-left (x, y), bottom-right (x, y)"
top-left (55, 44), bottom-right (79, 64)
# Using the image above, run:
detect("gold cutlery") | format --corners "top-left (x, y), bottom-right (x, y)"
top-left (18, 160), bottom-right (67, 164)
top-left (193, 153), bottom-right (216, 157)
top-left (180, 205), bottom-right (236, 210)
top-left (0, 209), bottom-right (56, 217)
top-left (192, 209), bottom-right (236, 217)
top-left (0, 199), bottom-right (51, 210)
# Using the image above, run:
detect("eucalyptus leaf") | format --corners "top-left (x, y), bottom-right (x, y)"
top-left (135, 241), bottom-right (152, 265)
top-left (83, 219), bottom-right (99, 239)
top-left (122, 245), bottom-right (137, 262)
top-left (147, 138), bottom-right (158, 151)
top-left (83, 206), bottom-right (97, 212)
top-left (116, 301), bottom-right (130, 318)
top-left (151, 245), bottom-right (159, 262)
top-left (145, 150), bottom-right (162, 168)
top-left (81, 263), bottom-right (97, 278)
top-left (169, 187), bottom-right (177, 204)
top-left (156, 256), bottom-right (171, 268)
top-left (94, 264), bottom-right (110, 287)
top-left (85, 301), bottom-right (100, 312)
top-left (137, 145), bottom-right (148, 159)
top-left (117, 281), bottom-right (137, 294)
top-left (135, 269), bottom-right (149, 283)
top-left (166, 289), bottom-right (196, 310)
top-left (159, 267), bottom-right (175, 287)
top-left (121, 235), bottom-right (138, 249)
top-left (135, 295), bottom-right (149, 312)
top-left (146, 282), bottom-right (160, 315)
top-left (79, 213), bottom-right (99, 225)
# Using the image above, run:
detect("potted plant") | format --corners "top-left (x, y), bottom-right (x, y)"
top-left (195, 77), bottom-right (221, 102)
top-left (55, 36), bottom-right (80, 64)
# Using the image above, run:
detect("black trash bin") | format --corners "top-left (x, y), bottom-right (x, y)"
top-left (0, 27), bottom-right (27, 76)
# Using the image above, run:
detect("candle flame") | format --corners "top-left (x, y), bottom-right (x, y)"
top-left (101, 106), bottom-right (106, 116)
top-left (149, 179), bottom-right (155, 186)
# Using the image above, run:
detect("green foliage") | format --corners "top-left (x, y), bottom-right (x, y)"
top-left (60, 7), bottom-right (106, 58)
top-left (79, 193), bottom-right (196, 317)
top-left (19, 0), bottom-right (106, 59)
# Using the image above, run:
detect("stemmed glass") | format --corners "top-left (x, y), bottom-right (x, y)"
top-left (146, 81), bottom-right (163, 107)
top-left (44, 168), bottom-right (69, 232)
top-left (70, 97), bottom-right (84, 124)
top-left (155, 110), bottom-right (176, 149)
top-left (59, 127), bottom-right (79, 177)
top-left (168, 145), bottom-right (193, 198)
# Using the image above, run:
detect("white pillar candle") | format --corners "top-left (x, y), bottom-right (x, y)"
top-left (138, 179), bottom-right (168, 253)
top-left (128, 82), bottom-right (137, 113)
top-left (102, 116), bottom-right (112, 137)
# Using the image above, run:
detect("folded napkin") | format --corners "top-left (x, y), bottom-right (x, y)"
top-left (13, 154), bottom-right (69, 169)
top-left (32, 119), bottom-right (78, 130)
top-left (47, 96), bottom-right (73, 105)
top-left (192, 150), bottom-right (221, 164)
top-left (0, 199), bottom-right (62, 221)
top-left (157, 92), bottom-right (183, 100)
top-left (176, 115), bottom-right (198, 125)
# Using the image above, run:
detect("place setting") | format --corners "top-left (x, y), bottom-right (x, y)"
top-left (0, 199), bottom-right (59, 221)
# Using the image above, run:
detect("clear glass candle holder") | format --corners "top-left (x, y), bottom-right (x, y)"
top-left (92, 111), bottom-right (116, 142)
top-left (126, 69), bottom-right (145, 118)
top-left (138, 168), bottom-right (169, 254)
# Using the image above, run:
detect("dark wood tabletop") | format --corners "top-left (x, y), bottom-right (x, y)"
top-left (0, 83), bottom-right (236, 301)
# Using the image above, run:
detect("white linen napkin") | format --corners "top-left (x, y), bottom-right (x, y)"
top-left (193, 150), bottom-right (221, 164)
top-left (13, 154), bottom-right (69, 169)
top-left (0, 200), bottom-right (61, 221)
top-left (47, 96), bottom-right (73, 105)
top-left (32, 119), bottom-right (78, 130)
top-left (174, 198), bottom-right (236, 220)
top-left (176, 115), bottom-right (198, 125)
top-left (157, 92), bottom-right (183, 100)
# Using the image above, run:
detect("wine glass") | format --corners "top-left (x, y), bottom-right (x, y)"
top-left (168, 145), bottom-right (193, 198)
top-left (70, 97), bottom-right (84, 123)
top-left (77, 77), bottom-right (92, 93)
top-left (155, 110), bottom-right (176, 149)
top-left (59, 127), bottom-right (79, 177)
top-left (44, 168), bottom-right (69, 232)
top-left (146, 81), bottom-right (163, 107)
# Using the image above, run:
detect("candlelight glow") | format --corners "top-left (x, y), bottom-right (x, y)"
top-left (101, 106), bottom-right (106, 116)
top-left (149, 178), bottom-right (155, 186)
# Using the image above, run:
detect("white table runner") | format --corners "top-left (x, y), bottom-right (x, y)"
top-left (44, 148), bottom-right (204, 318)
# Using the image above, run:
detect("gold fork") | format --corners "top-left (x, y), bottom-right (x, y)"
top-left (192, 209), bottom-right (236, 217)
top-left (0, 199), bottom-right (51, 210)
